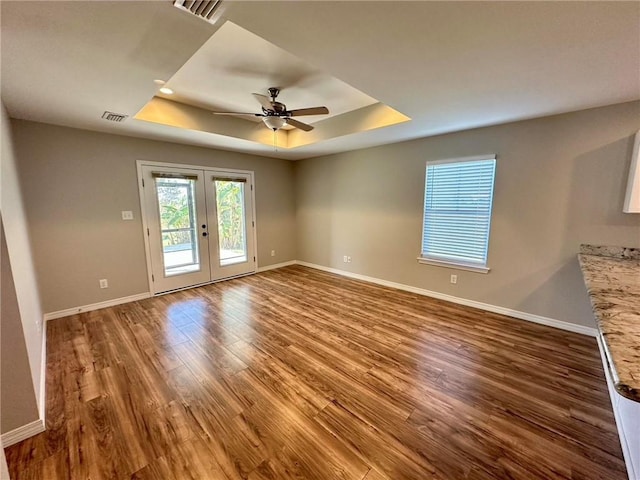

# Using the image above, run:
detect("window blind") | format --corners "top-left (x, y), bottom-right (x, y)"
top-left (212, 176), bottom-right (247, 183)
top-left (152, 172), bottom-right (198, 181)
top-left (421, 157), bottom-right (496, 266)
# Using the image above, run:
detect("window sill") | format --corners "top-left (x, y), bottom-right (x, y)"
top-left (417, 256), bottom-right (490, 274)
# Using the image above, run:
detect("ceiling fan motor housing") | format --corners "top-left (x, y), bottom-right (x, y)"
top-left (212, 87), bottom-right (328, 132)
top-left (265, 102), bottom-right (287, 115)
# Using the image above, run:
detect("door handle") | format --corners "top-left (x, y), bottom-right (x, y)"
top-left (202, 232), bottom-right (208, 237)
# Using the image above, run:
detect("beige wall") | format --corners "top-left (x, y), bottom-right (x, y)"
top-left (295, 101), bottom-right (640, 328)
top-left (1, 220), bottom-right (39, 433)
top-left (9, 102), bottom-right (640, 327)
top-left (0, 102), bottom-right (44, 424)
top-left (11, 120), bottom-right (297, 313)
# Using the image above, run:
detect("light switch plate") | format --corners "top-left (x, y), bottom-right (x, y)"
top-left (122, 211), bottom-right (134, 220)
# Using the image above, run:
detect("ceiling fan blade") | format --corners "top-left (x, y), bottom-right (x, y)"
top-left (252, 93), bottom-right (274, 111)
top-left (286, 118), bottom-right (314, 132)
top-left (288, 106), bottom-right (329, 117)
top-left (212, 112), bottom-right (262, 117)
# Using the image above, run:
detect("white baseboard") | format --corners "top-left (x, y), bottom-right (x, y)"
top-left (1, 419), bottom-right (45, 447)
top-left (257, 260), bottom-right (297, 272)
top-left (2, 334), bottom-right (47, 446)
top-left (296, 261), bottom-right (598, 337)
top-left (42, 263), bottom-right (298, 320)
top-left (41, 262), bottom-right (598, 337)
top-left (43, 292), bottom-right (151, 321)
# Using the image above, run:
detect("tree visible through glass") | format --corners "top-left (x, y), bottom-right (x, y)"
top-left (156, 178), bottom-right (200, 275)
top-left (215, 180), bottom-right (247, 266)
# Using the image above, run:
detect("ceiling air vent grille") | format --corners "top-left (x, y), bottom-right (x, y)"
top-left (101, 111), bottom-right (128, 122)
top-left (172, 0), bottom-right (223, 24)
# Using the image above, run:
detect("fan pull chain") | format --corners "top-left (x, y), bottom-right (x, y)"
top-left (273, 129), bottom-right (278, 152)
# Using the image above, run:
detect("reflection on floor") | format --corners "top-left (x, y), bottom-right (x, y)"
top-left (4, 265), bottom-right (626, 479)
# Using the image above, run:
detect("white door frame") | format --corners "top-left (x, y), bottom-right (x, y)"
top-left (136, 160), bottom-right (258, 295)
top-left (206, 169), bottom-right (256, 281)
top-left (140, 164), bottom-right (211, 293)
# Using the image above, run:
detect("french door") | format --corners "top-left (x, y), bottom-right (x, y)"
top-left (139, 163), bottom-right (256, 294)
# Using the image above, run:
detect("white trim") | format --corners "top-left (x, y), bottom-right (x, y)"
top-left (623, 130), bottom-right (640, 213)
top-left (38, 322), bottom-right (47, 421)
top-left (153, 271), bottom-right (256, 296)
top-left (40, 260), bottom-right (598, 338)
top-left (250, 173), bottom-right (259, 276)
top-left (136, 160), bottom-right (256, 175)
top-left (43, 292), bottom-right (151, 321)
top-left (597, 335), bottom-right (635, 480)
top-left (257, 260), bottom-right (297, 272)
top-left (426, 153), bottom-right (496, 167)
top-left (1, 419), bottom-right (45, 447)
top-left (41, 263), bottom-right (297, 321)
top-left (421, 156), bottom-right (496, 274)
top-left (137, 161), bottom-right (159, 295)
top-left (417, 256), bottom-right (490, 273)
top-left (296, 261), bottom-right (598, 337)
top-left (207, 169), bottom-right (258, 281)
top-left (136, 160), bottom-right (258, 295)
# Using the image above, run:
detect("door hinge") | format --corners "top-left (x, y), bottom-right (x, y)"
top-left (142, 178), bottom-right (145, 187)
top-left (147, 228), bottom-right (150, 236)
top-left (252, 220), bottom-right (255, 227)
top-left (152, 274), bottom-right (154, 282)
top-left (251, 184), bottom-right (253, 191)
top-left (253, 256), bottom-right (256, 262)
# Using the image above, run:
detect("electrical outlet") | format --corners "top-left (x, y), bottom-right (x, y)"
top-left (271, 250), bottom-right (276, 257)
top-left (343, 255), bottom-right (348, 263)
top-left (99, 278), bottom-right (109, 289)
top-left (450, 274), bottom-right (457, 284)
top-left (347, 256), bottom-right (352, 263)
top-left (121, 210), bottom-right (134, 220)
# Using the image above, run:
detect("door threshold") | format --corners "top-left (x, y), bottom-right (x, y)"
top-left (153, 270), bottom-right (258, 296)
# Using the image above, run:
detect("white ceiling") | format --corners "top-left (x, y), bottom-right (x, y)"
top-left (2, 1), bottom-right (639, 161)
top-left (165, 21), bottom-right (378, 124)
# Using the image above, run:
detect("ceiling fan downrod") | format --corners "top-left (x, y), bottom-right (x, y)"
top-left (268, 87), bottom-right (280, 101)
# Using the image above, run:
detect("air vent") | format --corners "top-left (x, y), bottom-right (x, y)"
top-left (101, 111), bottom-right (128, 122)
top-left (172, 0), bottom-right (223, 24)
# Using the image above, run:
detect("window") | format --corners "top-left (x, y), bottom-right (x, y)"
top-left (418, 155), bottom-right (496, 273)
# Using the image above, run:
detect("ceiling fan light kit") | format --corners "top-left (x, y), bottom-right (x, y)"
top-left (212, 87), bottom-right (329, 132)
top-left (262, 116), bottom-right (286, 131)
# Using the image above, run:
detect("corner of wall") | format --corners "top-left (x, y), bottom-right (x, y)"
top-left (0, 102), bottom-right (46, 439)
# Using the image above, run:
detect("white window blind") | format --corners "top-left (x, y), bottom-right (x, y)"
top-left (420, 156), bottom-right (496, 271)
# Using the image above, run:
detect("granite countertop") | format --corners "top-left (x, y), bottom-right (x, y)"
top-left (578, 244), bottom-right (640, 402)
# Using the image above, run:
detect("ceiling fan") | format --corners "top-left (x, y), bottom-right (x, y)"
top-left (212, 87), bottom-right (329, 132)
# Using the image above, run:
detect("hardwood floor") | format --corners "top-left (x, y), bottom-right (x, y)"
top-left (4, 265), bottom-right (626, 479)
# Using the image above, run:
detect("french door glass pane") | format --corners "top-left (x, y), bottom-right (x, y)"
top-left (214, 180), bottom-right (247, 266)
top-left (155, 178), bottom-right (201, 276)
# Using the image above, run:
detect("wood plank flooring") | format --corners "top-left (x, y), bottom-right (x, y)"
top-left (4, 265), bottom-right (626, 479)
